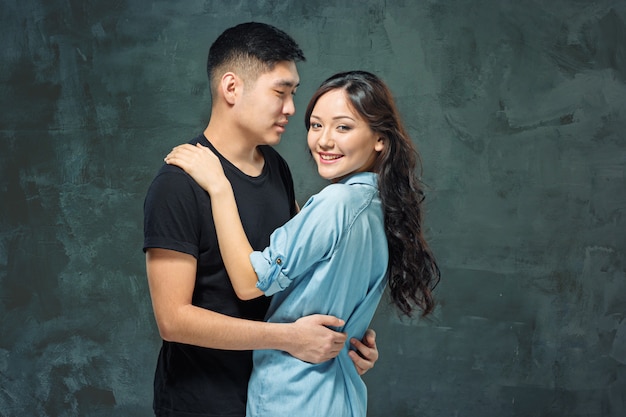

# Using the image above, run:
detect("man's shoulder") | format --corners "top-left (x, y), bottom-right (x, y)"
top-left (144, 163), bottom-right (204, 210)
top-left (148, 134), bottom-right (205, 186)
top-left (148, 163), bottom-right (193, 190)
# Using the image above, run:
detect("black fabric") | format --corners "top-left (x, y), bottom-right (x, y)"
top-left (144, 134), bottom-right (296, 416)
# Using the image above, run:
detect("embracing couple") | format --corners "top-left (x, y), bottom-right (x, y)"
top-left (144, 22), bottom-right (439, 417)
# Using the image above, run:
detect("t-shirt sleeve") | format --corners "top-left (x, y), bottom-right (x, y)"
top-left (143, 167), bottom-right (201, 258)
top-left (250, 185), bottom-right (349, 296)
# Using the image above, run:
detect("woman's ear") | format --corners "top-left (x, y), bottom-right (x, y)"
top-left (374, 137), bottom-right (385, 152)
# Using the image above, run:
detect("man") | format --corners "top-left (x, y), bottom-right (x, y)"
top-left (144, 22), bottom-right (378, 416)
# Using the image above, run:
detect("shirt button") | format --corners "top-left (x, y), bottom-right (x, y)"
top-left (276, 258), bottom-right (282, 265)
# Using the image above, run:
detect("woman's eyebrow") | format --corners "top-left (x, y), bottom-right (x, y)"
top-left (309, 114), bottom-right (356, 122)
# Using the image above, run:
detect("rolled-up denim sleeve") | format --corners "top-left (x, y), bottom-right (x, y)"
top-left (248, 187), bottom-right (346, 296)
top-left (250, 249), bottom-right (292, 296)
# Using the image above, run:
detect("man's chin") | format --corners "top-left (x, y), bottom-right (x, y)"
top-left (264, 135), bottom-right (283, 146)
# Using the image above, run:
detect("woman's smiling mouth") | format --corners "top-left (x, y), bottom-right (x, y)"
top-left (319, 152), bottom-right (343, 162)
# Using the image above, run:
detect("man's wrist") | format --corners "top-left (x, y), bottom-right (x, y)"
top-left (264, 321), bottom-right (294, 353)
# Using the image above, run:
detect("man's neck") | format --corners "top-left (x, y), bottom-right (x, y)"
top-left (203, 124), bottom-right (265, 177)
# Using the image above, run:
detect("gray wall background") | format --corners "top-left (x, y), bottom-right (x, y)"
top-left (1, 0), bottom-right (625, 416)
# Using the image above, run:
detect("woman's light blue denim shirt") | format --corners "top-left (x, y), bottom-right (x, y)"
top-left (247, 172), bottom-right (389, 417)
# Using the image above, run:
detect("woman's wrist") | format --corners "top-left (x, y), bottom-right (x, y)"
top-left (205, 176), bottom-right (233, 197)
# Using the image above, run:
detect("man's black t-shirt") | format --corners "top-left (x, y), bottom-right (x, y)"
top-left (143, 134), bottom-right (297, 416)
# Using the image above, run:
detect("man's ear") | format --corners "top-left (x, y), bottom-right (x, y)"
top-left (221, 72), bottom-right (239, 105)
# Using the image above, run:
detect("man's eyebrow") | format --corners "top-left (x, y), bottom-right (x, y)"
top-left (274, 79), bottom-right (300, 88)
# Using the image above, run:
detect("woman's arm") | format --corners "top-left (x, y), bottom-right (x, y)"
top-left (164, 143), bottom-right (262, 299)
top-left (165, 144), bottom-right (381, 373)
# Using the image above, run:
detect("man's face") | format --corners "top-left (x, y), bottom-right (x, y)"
top-left (234, 60), bottom-right (300, 146)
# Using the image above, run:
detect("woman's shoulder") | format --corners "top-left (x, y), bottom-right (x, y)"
top-left (323, 173), bottom-right (377, 196)
top-left (311, 173), bottom-right (379, 212)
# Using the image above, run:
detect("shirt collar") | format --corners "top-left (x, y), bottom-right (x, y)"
top-left (338, 172), bottom-right (378, 187)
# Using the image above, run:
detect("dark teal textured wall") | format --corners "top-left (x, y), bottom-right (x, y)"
top-left (1, 1), bottom-right (624, 416)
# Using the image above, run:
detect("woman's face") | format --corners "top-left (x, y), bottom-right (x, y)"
top-left (307, 89), bottom-right (384, 182)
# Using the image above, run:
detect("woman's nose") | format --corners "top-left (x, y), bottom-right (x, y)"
top-left (317, 128), bottom-right (333, 148)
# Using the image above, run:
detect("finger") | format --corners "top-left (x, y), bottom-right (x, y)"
top-left (363, 329), bottom-right (377, 348)
top-left (195, 142), bottom-right (210, 152)
top-left (196, 144), bottom-right (221, 163)
top-left (196, 143), bottom-right (212, 153)
top-left (164, 151), bottom-right (179, 163)
top-left (350, 337), bottom-right (365, 351)
top-left (167, 144), bottom-right (207, 160)
top-left (165, 148), bottom-right (190, 162)
top-left (348, 350), bottom-right (370, 375)
top-left (165, 149), bottom-right (199, 166)
top-left (352, 350), bottom-right (373, 370)
top-left (350, 337), bottom-right (378, 363)
top-left (164, 151), bottom-right (190, 164)
top-left (315, 314), bottom-right (345, 328)
top-left (350, 338), bottom-right (372, 360)
top-left (164, 157), bottom-right (189, 171)
top-left (168, 145), bottom-right (189, 157)
top-left (172, 144), bottom-right (201, 156)
top-left (330, 332), bottom-right (348, 345)
top-left (348, 349), bottom-right (366, 366)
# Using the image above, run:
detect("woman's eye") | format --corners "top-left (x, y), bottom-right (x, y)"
top-left (337, 125), bottom-right (351, 131)
top-left (310, 122), bottom-right (322, 129)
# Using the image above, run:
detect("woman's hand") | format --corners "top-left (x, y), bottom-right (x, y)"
top-left (349, 329), bottom-right (379, 376)
top-left (164, 143), bottom-right (229, 195)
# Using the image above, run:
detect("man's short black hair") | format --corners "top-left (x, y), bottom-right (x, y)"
top-left (207, 22), bottom-right (305, 94)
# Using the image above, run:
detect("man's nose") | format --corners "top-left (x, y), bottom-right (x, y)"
top-left (283, 95), bottom-right (295, 116)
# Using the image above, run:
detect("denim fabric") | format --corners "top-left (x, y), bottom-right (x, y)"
top-left (248, 172), bottom-right (389, 417)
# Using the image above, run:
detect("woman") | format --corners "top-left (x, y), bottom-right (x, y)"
top-left (165, 71), bottom-right (440, 416)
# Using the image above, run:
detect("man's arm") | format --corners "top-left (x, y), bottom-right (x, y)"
top-left (161, 144), bottom-right (380, 371)
top-left (146, 247), bottom-right (347, 362)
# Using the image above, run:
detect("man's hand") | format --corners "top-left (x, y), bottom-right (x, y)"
top-left (284, 315), bottom-right (347, 363)
top-left (349, 329), bottom-right (378, 375)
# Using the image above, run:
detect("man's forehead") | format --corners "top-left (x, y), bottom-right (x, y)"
top-left (262, 61), bottom-right (300, 86)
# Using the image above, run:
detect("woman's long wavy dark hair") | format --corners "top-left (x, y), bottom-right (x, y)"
top-left (305, 71), bottom-right (440, 317)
